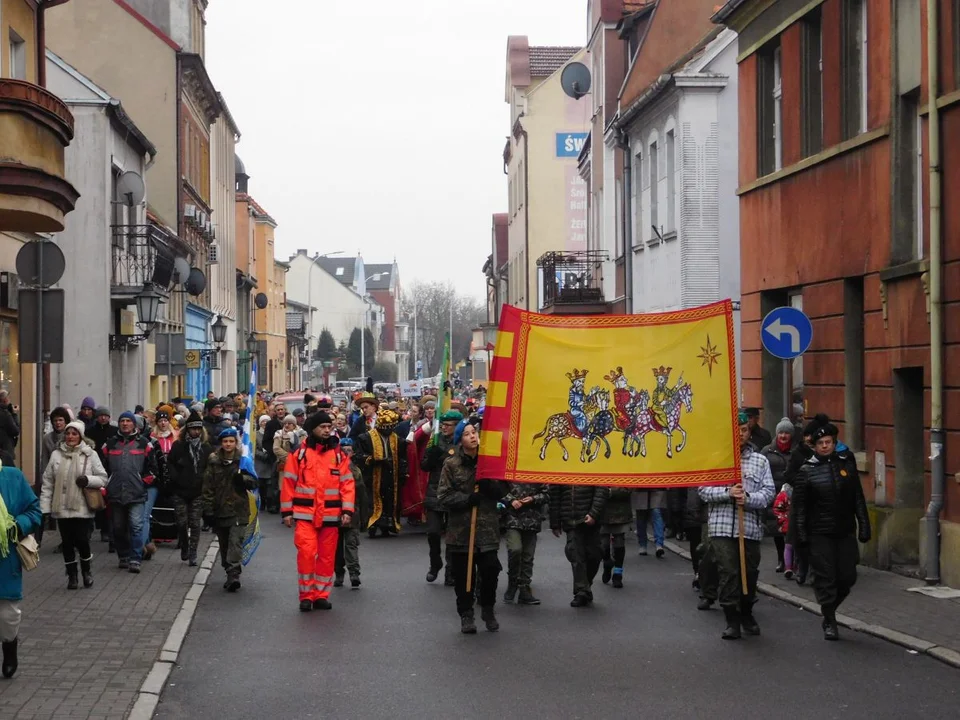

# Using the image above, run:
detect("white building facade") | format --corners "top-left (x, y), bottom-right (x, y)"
top-left (46, 52), bottom-right (159, 413)
top-left (620, 29), bottom-right (741, 386)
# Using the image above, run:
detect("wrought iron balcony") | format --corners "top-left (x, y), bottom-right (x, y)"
top-left (110, 223), bottom-right (184, 297)
top-left (537, 250), bottom-right (607, 311)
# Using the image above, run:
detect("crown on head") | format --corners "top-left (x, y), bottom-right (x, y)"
top-left (652, 365), bottom-right (672, 379)
top-left (566, 368), bottom-right (589, 382)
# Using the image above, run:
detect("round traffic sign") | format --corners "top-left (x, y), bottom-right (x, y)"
top-left (16, 240), bottom-right (66, 287)
top-left (761, 307), bottom-right (813, 360)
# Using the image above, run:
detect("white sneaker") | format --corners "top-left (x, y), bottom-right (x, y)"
top-left (638, 548), bottom-right (648, 556)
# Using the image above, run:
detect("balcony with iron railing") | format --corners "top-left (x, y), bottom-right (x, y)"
top-left (110, 223), bottom-right (187, 299)
top-left (537, 250), bottom-right (608, 314)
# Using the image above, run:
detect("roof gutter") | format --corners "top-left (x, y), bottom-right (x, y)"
top-left (711, 0), bottom-right (749, 24)
top-left (616, 73), bottom-right (673, 130)
top-left (108, 99), bottom-right (157, 160)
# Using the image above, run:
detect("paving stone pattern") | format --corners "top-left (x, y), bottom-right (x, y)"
top-left (0, 531), bottom-right (213, 719)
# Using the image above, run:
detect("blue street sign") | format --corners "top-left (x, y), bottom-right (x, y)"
top-left (761, 306), bottom-right (813, 360)
top-left (556, 132), bottom-right (588, 158)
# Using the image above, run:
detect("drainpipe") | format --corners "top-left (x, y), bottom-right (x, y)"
top-left (617, 129), bottom-right (633, 314)
top-left (521, 126), bottom-right (531, 310)
top-left (924, 0), bottom-right (944, 585)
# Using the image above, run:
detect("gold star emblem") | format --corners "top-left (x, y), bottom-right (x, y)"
top-left (697, 335), bottom-right (722, 377)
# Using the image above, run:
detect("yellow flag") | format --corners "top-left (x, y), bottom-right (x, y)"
top-left (478, 301), bottom-right (740, 488)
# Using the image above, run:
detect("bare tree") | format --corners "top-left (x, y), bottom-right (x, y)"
top-left (402, 282), bottom-right (483, 377)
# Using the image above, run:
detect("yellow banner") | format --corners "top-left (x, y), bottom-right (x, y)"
top-left (478, 301), bottom-right (740, 487)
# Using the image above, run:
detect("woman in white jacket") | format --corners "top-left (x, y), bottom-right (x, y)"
top-left (40, 421), bottom-right (108, 589)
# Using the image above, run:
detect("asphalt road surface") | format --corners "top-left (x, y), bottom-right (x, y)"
top-left (156, 522), bottom-right (959, 720)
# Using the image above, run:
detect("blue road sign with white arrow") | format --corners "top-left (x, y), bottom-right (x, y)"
top-left (761, 307), bottom-right (813, 360)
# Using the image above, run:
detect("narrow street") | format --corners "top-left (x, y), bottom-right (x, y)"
top-left (156, 523), bottom-right (959, 720)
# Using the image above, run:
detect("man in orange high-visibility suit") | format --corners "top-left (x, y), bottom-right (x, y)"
top-left (281, 410), bottom-right (356, 612)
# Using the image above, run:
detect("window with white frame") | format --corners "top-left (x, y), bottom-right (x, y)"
top-left (757, 39), bottom-right (783, 175)
top-left (773, 46), bottom-right (783, 170)
top-left (648, 140), bottom-right (659, 240)
top-left (665, 129), bottom-right (676, 233)
top-left (9, 29), bottom-right (26, 80)
top-left (842, 0), bottom-right (868, 139)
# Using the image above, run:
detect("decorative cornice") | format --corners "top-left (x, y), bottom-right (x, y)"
top-left (0, 162), bottom-right (80, 230)
top-left (180, 54), bottom-right (221, 126)
top-left (0, 79), bottom-right (74, 144)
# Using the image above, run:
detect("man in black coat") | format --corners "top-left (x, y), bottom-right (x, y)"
top-left (549, 484), bottom-right (609, 608)
top-left (0, 390), bottom-right (19, 460)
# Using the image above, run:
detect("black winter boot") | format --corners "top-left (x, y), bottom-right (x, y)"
top-left (80, 556), bottom-right (94, 589)
top-left (1, 638), bottom-right (17, 678)
top-left (602, 561), bottom-right (613, 584)
top-left (518, 587), bottom-right (541, 605)
top-left (822, 604), bottom-right (839, 640)
top-left (480, 606), bottom-right (500, 632)
top-left (740, 599), bottom-right (760, 636)
top-left (66, 562), bottom-right (79, 590)
top-left (503, 583), bottom-right (518, 603)
top-left (460, 609), bottom-right (477, 634)
top-left (721, 606), bottom-right (742, 640)
top-left (179, 530), bottom-right (189, 561)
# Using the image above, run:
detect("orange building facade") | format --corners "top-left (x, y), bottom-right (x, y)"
top-left (716, 0), bottom-right (960, 583)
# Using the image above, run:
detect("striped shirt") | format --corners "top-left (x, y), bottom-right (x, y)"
top-left (699, 445), bottom-right (775, 541)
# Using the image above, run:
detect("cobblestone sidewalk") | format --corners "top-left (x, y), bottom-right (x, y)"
top-left (660, 534), bottom-right (960, 668)
top-left (0, 530), bottom-right (213, 719)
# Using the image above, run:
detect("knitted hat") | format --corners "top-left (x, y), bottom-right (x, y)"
top-left (95, 406), bottom-right (111, 418)
top-left (65, 420), bottom-right (86, 436)
top-left (81, 396), bottom-right (96, 410)
top-left (775, 417), bottom-right (795, 435)
top-left (258, 414), bottom-right (270, 427)
top-left (185, 410), bottom-right (204, 429)
top-left (156, 410), bottom-right (171, 421)
top-left (205, 398), bottom-right (221, 412)
top-left (118, 411), bottom-right (137, 424)
top-left (304, 410), bottom-right (333, 435)
top-left (282, 414), bottom-right (297, 426)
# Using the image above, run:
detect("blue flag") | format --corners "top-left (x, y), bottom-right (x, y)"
top-left (240, 357), bottom-right (262, 565)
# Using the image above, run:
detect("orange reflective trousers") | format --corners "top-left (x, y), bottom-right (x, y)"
top-left (294, 523), bottom-right (339, 601)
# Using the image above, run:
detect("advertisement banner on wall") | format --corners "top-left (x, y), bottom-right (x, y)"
top-left (566, 164), bottom-right (587, 251)
top-left (556, 132), bottom-right (589, 158)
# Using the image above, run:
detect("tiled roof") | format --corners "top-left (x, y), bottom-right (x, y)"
top-left (316, 257), bottom-right (356, 286)
top-left (286, 310), bottom-right (305, 332)
top-left (364, 263), bottom-right (393, 290)
top-left (529, 46), bottom-right (581, 77)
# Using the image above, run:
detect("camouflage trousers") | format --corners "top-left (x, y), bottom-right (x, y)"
top-left (174, 496), bottom-right (203, 558)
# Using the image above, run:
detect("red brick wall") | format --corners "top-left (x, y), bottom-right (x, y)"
top-left (369, 289), bottom-right (396, 350)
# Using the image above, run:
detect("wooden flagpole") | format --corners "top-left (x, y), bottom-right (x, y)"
top-left (465, 502), bottom-right (479, 592)
top-left (738, 504), bottom-right (748, 595)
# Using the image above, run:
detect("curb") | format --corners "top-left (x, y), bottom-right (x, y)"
top-left (660, 538), bottom-right (960, 669)
top-left (127, 539), bottom-right (220, 720)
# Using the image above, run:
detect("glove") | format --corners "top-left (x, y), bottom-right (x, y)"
top-left (858, 532), bottom-right (871, 544)
top-left (75, 475), bottom-right (89, 488)
top-left (467, 493), bottom-right (483, 507)
top-left (202, 514), bottom-right (216, 529)
top-left (478, 479), bottom-right (503, 500)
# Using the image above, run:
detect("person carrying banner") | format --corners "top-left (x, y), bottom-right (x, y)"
top-left (550, 483), bottom-right (609, 608)
top-left (437, 423), bottom-right (506, 634)
top-left (281, 410), bottom-right (356, 612)
top-left (420, 409), bottom-right (461, 584)
top-left (698, 411), bottom-right (775, 639)
top-left (201, 428), bottom-right (257, 592)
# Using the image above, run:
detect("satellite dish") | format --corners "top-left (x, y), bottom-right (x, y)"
top-left (173, 257), bottom-right (192, 285)
top-left (184, 267), bottom-right (207, 296)
top-left (116, 171), bottom-right (146, 207)
top-left (560, 62), bottom-right (591, 100)
top-left (254, 292), bottom-right (269, 310)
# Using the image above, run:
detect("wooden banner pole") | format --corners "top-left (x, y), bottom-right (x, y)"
top-left (465, 504), bottom-right (479, 592)
top-left (738, 504), bottom-right (748, 595)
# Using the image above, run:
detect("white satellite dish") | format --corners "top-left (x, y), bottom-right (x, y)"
top-left (173, 256), bottom-right (192, 285)
top-left (116, 171), bottom-right (146, 207)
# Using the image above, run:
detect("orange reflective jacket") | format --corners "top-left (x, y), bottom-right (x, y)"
top-left (280, 444), bottom-right (356, 527)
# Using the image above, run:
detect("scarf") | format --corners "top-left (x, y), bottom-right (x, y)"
top-left (188, 436), bottom-right (204, 473)
top-left (776, 437), bottom-right (792, 453)
top-left (0, 478), bottom-right (12, 558)
top-left (52, 441), bottom-right (87, 516)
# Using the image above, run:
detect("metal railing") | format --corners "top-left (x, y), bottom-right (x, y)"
top-left (110, 224), bottom-right (183, 292)
top-left (537, 250), bottom-right (606, 307)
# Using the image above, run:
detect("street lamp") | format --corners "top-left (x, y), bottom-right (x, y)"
top-left (306, 250), bottom-right (344, 388)
top-left (135, 284), bottom-right (162, 337)
top-left (360, 273), bottom-right (381, 379)
top-left (211, 315), bottom-right (228, 346)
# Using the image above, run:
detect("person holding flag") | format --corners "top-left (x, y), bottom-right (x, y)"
top-left (281, 410), bottom-right (356, 611)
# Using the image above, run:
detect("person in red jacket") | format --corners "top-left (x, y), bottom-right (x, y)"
top-left (281, 410), bottom-right (356, 612)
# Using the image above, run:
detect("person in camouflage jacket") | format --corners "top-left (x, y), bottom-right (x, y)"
top-left (437, 424), bottom-right (506, 634)
top-left (201, 428), bottom-right (256, 592)
top-left (420, 410), bottom-right (462, 585)
top-left (501, 482), bottom-right (547, 605)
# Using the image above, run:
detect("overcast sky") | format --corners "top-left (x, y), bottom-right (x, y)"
top-left (205, 0), bottom-right (586, 300)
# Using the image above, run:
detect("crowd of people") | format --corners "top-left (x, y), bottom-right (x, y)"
top-left (0, 379), bottom-right (872, 678)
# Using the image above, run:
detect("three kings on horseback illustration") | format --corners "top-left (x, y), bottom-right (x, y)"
top-left (533, 365), bottom-right (694, 463)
